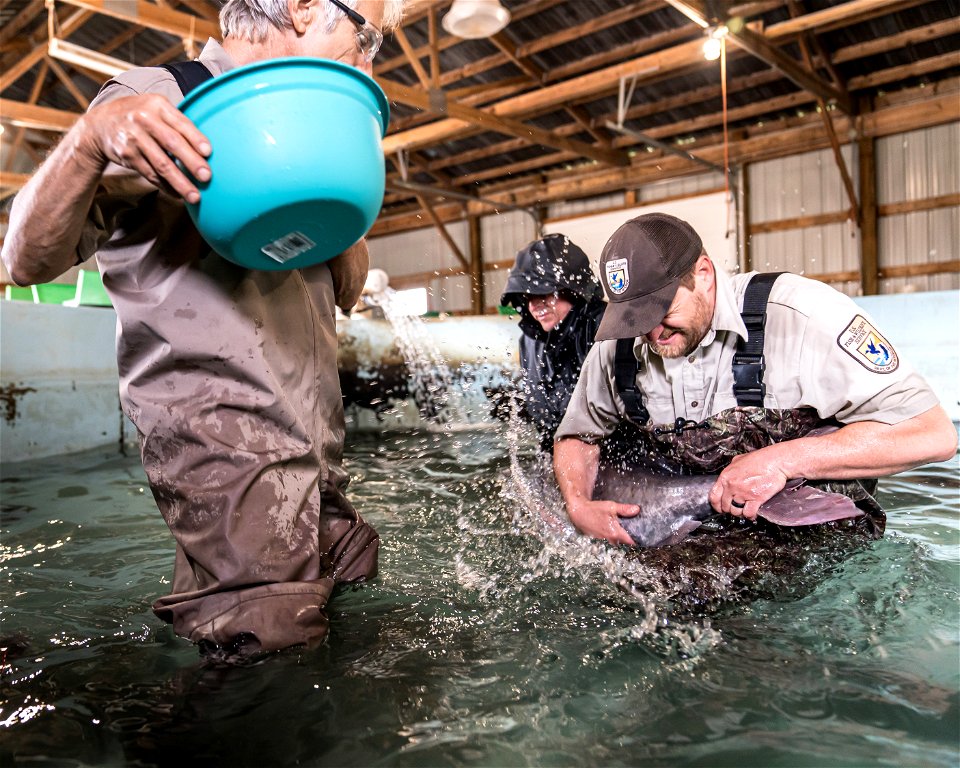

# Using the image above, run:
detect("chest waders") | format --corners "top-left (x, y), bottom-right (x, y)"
top-left (601, 272), bottom-right (883, 533)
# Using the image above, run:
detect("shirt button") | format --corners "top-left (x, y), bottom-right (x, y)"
top-left (691, 401), bottom-right (699, 407)
top-left (687, 355), bottom-right (696, 363)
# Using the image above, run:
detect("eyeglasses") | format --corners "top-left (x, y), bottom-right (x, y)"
top-left (327, 0), bottom-right (383, 62)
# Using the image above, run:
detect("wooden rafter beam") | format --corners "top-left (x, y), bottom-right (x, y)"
top-left (833, 16), bottom-right (960, 64)
top-left (0, 98), bottom-right (79, 131)
top-left (385, 0), bottom-right (922, 154)
top-left (515, 0), bottom-right (661, 59)
top-left (664, 0), bottom-right (852, 113)
top-left (378, 78), bottom-right (629, 167)
top-left (44, 54), bottom-right (91, 110)
top-left (427, 7), bottom-right (440, 88)
top-left (789, 0), bottom-right (858, 220)
top-left (372, 83), bottom-right (958, 235)
top-left (0, 0), bottom-right (44, 47)
top-left (390, 34), bottom-right (959, 190)
top-left (375, 0), bottom-right (561, 77)
top-left (55, 0), bottom-right (219, 40)
top-left (3, 59), bottom-right (48, 173)
top-left (729, 24), bottom-right (853, 115)
top-left (0, 8), bottom-right (90, 89)
top-left (762, 0), bottom-right (930, 40)
top-left (383, 38), bottom-right (704, 154)
top-left (487, 31), bottom-right (611, 146)
top-left (393, 26), bottom-right (431, 89)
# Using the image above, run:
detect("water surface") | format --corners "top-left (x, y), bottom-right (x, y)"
top-left (1, 429), bottom-right (957, 766)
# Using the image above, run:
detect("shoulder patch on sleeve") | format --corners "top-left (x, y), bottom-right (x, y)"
top-left (836, 315), bottom-right (899, 373)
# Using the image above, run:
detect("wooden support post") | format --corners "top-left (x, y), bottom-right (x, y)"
top-left (469, 215), bottom-right (485, 314)
top-left (742, 162), bottom-right (753, 273)
top-left (428, 7), bottom-right (440, 89)
top-left (858, 132), bottom-right (879, 295)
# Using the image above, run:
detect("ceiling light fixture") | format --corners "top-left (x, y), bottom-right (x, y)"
top-left (702, 25), bottom-right (728, 61)
top-left (441, 0), bottom-right (511, 39)
top-left (48, 37), bottom-right (133, 78)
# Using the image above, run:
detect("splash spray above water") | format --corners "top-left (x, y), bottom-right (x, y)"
top-left (451, 399), bottom-right (725, 661)
top-left (364, 285), bottom-right (474, 427)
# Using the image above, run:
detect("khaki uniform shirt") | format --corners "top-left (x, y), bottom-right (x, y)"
top-left (74, 40), bottom-right (378, 651)
top-left (556, 266), bottom-right (940, 443)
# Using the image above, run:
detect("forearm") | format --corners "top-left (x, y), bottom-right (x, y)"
top-left (770, 405), bottom-right (957, 480)
top-left (2, 124), bottom-right (106, 285)
top-left (553, 436), bottom-right (639, 545)
top-left (4, 90), bottom-right (212, 286)
top-left (328, 239), bottom-right (369, 311)
top-left (553, 437), bottom-right (601, 507)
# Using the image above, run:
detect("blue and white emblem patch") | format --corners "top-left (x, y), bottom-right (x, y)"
top-left (837, 315), bottom-right (899, 373)
top-left (605, 258), bottom-right (629, 295)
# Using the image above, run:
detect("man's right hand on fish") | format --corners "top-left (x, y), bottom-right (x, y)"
top-left (567, 498), bottom-right (640, 547)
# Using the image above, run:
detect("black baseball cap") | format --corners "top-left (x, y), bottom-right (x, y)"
top-left (595, 213), bottom-right (703, 341)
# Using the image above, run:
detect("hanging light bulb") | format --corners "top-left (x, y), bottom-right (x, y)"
top-left (702, 25), bottom-right (728, 61)
top-left (442, 0), bottom-right (511, 39)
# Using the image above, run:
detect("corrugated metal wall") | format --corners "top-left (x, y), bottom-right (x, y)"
top-left (369, 124), bottom-right (958, 311)
top-left (876, 123), bottom-right (960, 294)
top-left (748, 145), bottom-right (862, 296)
top-left (748, 123), bottom-right (959, 296)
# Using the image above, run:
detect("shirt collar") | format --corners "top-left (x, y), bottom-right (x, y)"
top-left (712, 264), bottom-right (748, 343)
top-left (198, 38), bottom-right (237, 76)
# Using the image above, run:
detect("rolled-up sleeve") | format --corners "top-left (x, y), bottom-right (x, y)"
top-left (794, 297), bottom-right (939, 425)
top-left (554, 340), bottom-right (625, 443)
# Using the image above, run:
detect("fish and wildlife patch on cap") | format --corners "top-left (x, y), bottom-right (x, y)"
top-left (595, 213), bottom-right (703, 341)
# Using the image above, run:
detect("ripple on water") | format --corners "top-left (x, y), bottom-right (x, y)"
top-left (0, 434), bottom-right (957, 767)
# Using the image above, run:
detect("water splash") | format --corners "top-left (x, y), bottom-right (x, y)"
top-left (449, 400), bottom-right (724, 661)
top-left (365, 287), bottom-right (473, 426)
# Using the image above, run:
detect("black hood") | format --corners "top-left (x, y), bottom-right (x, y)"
top-left (500, 234), bottom-right (602, 309)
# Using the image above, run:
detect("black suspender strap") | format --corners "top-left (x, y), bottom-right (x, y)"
top-left (160, 60), bottom-right (214, 96)
top-left (733, 272), bottom-right (785, 407)
top-left (614, 337), bottom-right (650, 426)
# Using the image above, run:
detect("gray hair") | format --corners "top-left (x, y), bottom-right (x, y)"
top-left (221, 0), bottom-right (407, 43)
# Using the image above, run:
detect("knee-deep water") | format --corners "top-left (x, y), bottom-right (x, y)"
top-left (1, 426), bottom-right (957, 767)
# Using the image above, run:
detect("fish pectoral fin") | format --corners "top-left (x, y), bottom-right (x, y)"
top-left (653, 519), bottom-right (703, 548)
top-left (758, 485), bottom-right (863, 527)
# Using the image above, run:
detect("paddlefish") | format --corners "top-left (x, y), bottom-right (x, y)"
top-left (592, 466), bottom-right (864, 548)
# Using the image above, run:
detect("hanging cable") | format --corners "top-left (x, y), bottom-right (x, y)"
top-left (720, 36), bottom-right (731, 237)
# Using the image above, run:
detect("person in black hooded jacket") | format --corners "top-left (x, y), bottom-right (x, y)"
top-left (500, 234), bottom-right (606, 453)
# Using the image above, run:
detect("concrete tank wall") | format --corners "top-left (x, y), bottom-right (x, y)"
top-left (1, 290), bottom-right (957, 462)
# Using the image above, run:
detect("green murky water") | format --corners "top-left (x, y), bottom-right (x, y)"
top-left (1, 428), bottom-right (958, 767)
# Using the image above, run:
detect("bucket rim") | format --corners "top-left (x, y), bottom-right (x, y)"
top-left (178, 56), bottom-right (390, 137)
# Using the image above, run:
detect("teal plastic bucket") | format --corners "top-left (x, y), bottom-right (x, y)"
top-left (179, 57), bottom-right (389, 271)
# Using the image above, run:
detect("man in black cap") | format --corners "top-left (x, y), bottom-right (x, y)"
top-left (552, 213), bottom-right (956, 545)
top-left (500, 234), bottom-right (606, 453)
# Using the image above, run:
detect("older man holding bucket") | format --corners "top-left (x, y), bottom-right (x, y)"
top-left (2, 0), bottom-right (406, 660)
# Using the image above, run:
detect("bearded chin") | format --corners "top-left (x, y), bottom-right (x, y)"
top-left (649, 332), bottom-right (700, 359)
top-left (647, 295), bottom-right (712, 359)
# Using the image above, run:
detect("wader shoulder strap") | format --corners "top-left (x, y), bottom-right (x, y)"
top-left (614, 337), bottom-right (649, 425)
top-left (733, 272), bottom-right (785, 407)
top-left (160, 60), bottom-right (213, 96)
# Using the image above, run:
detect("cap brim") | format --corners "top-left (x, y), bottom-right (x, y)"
top-left (595, 279), bottom-right (679, 341)
top-left (500, 286), bottom-right (556, 309)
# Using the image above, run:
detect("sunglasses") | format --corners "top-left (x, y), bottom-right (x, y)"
top-left (327, 0), bottom-right (384, 62)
